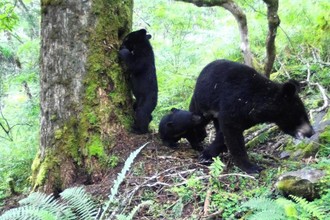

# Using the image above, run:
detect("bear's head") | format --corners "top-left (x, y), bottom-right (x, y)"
top-left (159, 108), bottom-right (203, 138)
top-left (166, 108), bottom-right (202, 131)
top-left (120, 29), bottom-right (152, 52)
top-left (275, 80), bottom-right (315, 139)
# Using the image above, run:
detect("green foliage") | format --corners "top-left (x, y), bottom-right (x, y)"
top-left (290, 195), bottom-right (327, 220)
top-left (241, 197), bottom-right (286, 220)
top-left (60, 187), bottom-right (98, 219)
top-left (100, 142), bottom-right (149, 219)
top-left (241, 195), bottom-right (328, 220)
top-left (0, 190), bottom-right (77, 220)
top-left (1, 143), bottom-right (151, 220)
top-left (0, 187), bottom-right (99, 220)
top-left (209, 156), bottom-right (225, 178)
top-left (0, 2), bottom-right (19, 31)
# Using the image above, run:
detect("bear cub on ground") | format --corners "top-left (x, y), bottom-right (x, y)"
top-left (189, 59), bottom-right (314, 173)
top-left (159, 108), bottom-right (206, 151)
top-left (119, 29), bottom-right (158, 134)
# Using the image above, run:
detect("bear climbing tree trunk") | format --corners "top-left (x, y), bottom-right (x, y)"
top-left (31, 0), bottom-right (133, 195)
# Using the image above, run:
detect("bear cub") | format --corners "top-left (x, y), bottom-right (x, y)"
top-left (159, 108), bottom-right (206, 151)
top-left (119, 29), bottom-right (158, 134)
top-left (190, 59), bottom-right (314, 173)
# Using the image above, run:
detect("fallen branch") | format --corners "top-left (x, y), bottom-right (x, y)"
top-left (302, 63), bottom-right (329, 119)
top-left (203, 188), bottom-right (212, 216)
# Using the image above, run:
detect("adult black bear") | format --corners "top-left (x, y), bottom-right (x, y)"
top-left (159, 108), bottom-right (206, 151)
top-left (190, 59), bottom-right (314, 173)
top-left (119, 29), bottom-right (158, 134)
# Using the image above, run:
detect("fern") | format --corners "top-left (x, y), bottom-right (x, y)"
top-left (0, 192), bottom-right (76, 220)
top-left (60, 187), bottom-right (98, 219)
top-left (100, 142), bottom-right (149, 219)
top-left (241, 197), bottom-right (286, 220)
top-left (0, 206), bottom-right (55, 220)
top-left (290, 195), bottom-right (327, 220)
top-left (0, 143), bottom-right (150, 220)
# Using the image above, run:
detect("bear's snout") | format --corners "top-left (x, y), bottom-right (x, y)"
top-left (295, 122), bottom-right (315, 139)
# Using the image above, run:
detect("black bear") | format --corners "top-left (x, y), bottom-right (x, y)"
top-left (190, 59), bottom-right (314, 173)
top-left (119, 29), bottom-right (158, 134)
top-left (159, 108), bottom-right (206, 151)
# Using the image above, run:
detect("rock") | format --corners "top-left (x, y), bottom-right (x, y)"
top-left (280, 151), bottom-right (290, 159)
top-left (276, 167), bottom-right (325, 201)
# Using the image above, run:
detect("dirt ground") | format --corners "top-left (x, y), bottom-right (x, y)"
top-left (0, 125), bottom-right (286, 218)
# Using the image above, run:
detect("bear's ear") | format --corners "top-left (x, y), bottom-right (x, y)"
top-left (146, 34), bottom-right (152, 40)
top-left (171, 108), bottom-right (179, 113)
top-left (166, 121), bottom-right (174, 127)
top-left (282, 80), bottom-right (299, 98)
top-left (192, 115), bottom-right (202, 124)
top-left (138, 29), bottom-right (147, 35)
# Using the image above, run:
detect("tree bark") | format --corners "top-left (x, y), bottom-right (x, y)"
top-left (32, 0), bottom-right (133, 195)
top-left (263, 0), bottom-right (280, 78)
top-left (175, 0), bottom-right (253, 67)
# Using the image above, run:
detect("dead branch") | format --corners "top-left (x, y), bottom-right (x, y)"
top-left (244, 124), bottom-right (276, 143)
top-left (202, 209), bottom-right (224, 219)
top-left (303, 63), bottom-right (329, 119)
top-left (203, 188), bottom-right (212, 216)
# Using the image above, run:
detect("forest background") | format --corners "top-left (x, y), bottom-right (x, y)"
top-left (0, 0), bottom-right (329, 219)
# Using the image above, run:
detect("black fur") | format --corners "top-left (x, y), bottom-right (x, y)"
top-left (159, 108), bottom-right (206, 151)
top-left (119, 29), bottom-right (158, 134)
top-left (190, 59), bottom-right (314, 173)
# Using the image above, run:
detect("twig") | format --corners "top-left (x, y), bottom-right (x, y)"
top-left (203, 188), bottom-right (212, 216)
top-left (175, 173), bottom-right (256, 186)
top-left (202, 209), bottom-right (223, 219)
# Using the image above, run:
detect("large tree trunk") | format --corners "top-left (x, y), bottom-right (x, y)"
top-left (31, 0), bottom-right (133, 195)
top-left (175, 0), bottom-right (253, 67)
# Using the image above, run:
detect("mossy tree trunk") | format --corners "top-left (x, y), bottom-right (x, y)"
top-left (32, 0), bottom-right (133, 195)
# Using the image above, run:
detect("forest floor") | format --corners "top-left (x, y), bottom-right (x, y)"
top-left (83, 124), bottom-right (289, 219)
top-left (0, 124), bottom-right (322, 219)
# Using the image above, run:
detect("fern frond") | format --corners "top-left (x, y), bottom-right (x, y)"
top-left (19, 191), bottom-right (76, 219)
top-left (290, 195), bottom-right (327, 220)
top-left (241, 197), bottom-right (276, 211)
top-left (0, 206), bottom-right (56, 220)
top-left (100, 142), bottom-right (149, 220)
top-left (248, 210), bottom-right (286, 220)
top-left (108, 142), bottom-right (149, 203)
top-left (60, 186), bottom-right (98, 220)
top-left (241, 197), bottom-right (287, 220)
top-left (275, 197), bottom-right (298, 219)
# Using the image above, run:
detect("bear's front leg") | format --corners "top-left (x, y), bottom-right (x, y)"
top-left (199, 129), bottom-right (227, 163)
top-left (222, 126), bottom-right (262, 174)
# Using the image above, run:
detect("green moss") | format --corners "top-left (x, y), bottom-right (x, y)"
top-left (319, 125), bottom-right (330, 144)
top-left (31, 150), bottom-right (59, 190)
top-left (87, 112), bottom-right (98, 125)
top-left (54, 126), bottom-right (67, 140)
top-left (87, 135), bottom-right (105, 158)
top-left (50, 114), bottom-right (57, 121)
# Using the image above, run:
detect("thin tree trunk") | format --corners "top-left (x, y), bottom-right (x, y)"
top-left (263, 0), bottom-right (280, 78)
top-left (32, 0), bottom-right (133, 195)
top-left (175, 0), bottom-right (253, 67)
